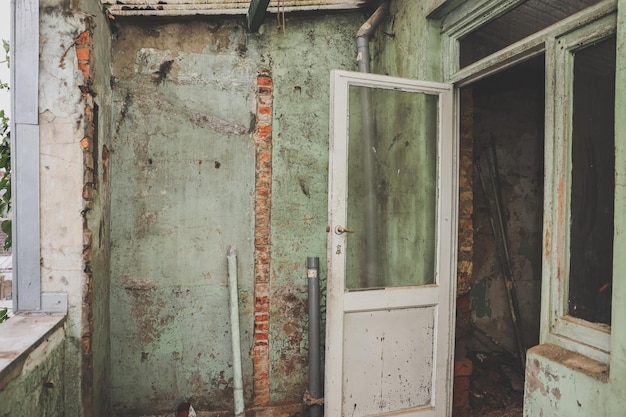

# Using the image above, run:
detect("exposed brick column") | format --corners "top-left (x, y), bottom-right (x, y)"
top-left (453, 359), bottom-right (473, 417)
top-left (76, 27), bottom-right (96, 417)
top-left (454, 87), bottom-right (474, 417)
top-left (251, 70), bottom-right (273, 406)
top-left (457, 87), bottom-right (474, 297)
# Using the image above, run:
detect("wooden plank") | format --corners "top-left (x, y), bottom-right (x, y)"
top-left (248, 0), bottom-right (271, 32)
top-left (103, 0), bottom-right (366, 17)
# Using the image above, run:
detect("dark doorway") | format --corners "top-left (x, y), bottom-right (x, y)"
top-left (455, 54), bottom-right (545, 417)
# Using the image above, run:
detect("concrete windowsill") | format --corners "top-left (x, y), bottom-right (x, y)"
top-left (528, 343), bottom-right (610, 383)
top-left (0, 313), bottom-right (66, 389)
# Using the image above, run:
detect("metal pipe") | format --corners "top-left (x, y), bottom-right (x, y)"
top-left (485, 149), bottom-right (526, 369)
top-left (475, 157), bottom-right (526, 370)
top-left (307, 257), bottom-right (323, 417)
top-left (227, 246), bottom-right (245, 417)
top-left (356, 2), bottom-right (389, 287)
top-left (356, 2), bottom-right (389, 73)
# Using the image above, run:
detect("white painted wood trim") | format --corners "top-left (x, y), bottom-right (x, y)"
top-left (439, 0), bottom-right (618, 365)
top-left (325, 70), bottom-right (456, 417)
top-left (543, 15), bottom-right (617, 363)
top-left (443, 0), bottom-right (617, 85)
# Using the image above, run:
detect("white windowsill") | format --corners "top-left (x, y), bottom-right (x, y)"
top-left (0, 313), bottom-right (66, 389)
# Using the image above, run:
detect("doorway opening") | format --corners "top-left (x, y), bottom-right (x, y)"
top-left (454, 54), bottom-right (545, 417)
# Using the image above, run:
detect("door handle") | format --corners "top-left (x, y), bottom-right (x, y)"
top-left (334, 226), bottom-right (354, 235)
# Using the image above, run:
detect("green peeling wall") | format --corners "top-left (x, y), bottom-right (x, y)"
top-left (523, 0), bottom-right (626, 414)
top-left (12, 0), bottom-right (625, 415)
top-left (0, 327), bottom-right (66, 417)
top-left (109, 20), bottom-right (257, 413)
top-left (106, 1), bottom-right (443, 413)
top-left (108, 13), bottom-right (363, 414)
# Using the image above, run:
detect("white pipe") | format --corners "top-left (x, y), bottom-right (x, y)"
top-left (227, 246), bottom-right (245, 417)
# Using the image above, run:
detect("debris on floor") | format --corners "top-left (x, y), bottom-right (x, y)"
top-left (468, 351), bottom-right (524, 417)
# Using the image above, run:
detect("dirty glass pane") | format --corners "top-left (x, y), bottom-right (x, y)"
top-left (568, 35), bottom-right (615, 325)
top-left (460, 0), bottom-right (601, 68)
top-left (345, 85), bottom-right (438, 290)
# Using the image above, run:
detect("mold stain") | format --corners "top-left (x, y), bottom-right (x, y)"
top-left (153, 59), bottom-right (174, 85)
top-left (122, 278), bottom-right (175, 345)
top-left (273, 286), bottom-right (308, 392)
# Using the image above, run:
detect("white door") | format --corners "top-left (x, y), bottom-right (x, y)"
top-left (325, 70), bottom-right (457, 417)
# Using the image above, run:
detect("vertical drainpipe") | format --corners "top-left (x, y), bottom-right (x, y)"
top-left (356, 2), bottom-right (389, 287)
top-left (307, 257), bottom-right (322, 417)
top-left (227, 247), bottom-right (245, 417)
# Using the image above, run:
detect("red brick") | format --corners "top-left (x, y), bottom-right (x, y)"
top-left (257, 124), bottom-right (272, 135)
top-left (76, 31), bottom-right (90, 46)
top-left (83, 184), bottom-right (92, 200)
top-left (453, 390), bottom-right (469, 408)
top-left (76, 47), bottom-right (90, 62)
top-left (457, 294), bottom-right (471, 312)
top-left (257, 76), bottom-right (273, 87)
top-left (78, 63), bottom-right (90, 77)
top-left (255, 313), bottom-right (269, 322)
top-left (453, 376), bottom-right (470, 392)
top-left (454, 359), bottom-right (473, 377)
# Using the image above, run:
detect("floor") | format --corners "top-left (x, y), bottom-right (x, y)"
top-left (469, 352), bottom-right (524, 417)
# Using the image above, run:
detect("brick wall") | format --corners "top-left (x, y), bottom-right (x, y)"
top-left (251, 70), bottom-right (273, 407)
top-left (453, 87), bottom-right (475, 417)
top-left (76, 27), bottom-right (97, 417)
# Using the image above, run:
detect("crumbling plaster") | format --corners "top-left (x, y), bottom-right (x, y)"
top-left (107, 13), bottom-right (365, 412)
top-left (106, 1), bottom-right (449, 413)
top-left (0, 323), bottom-right (66, 417)
top-left (109, 19), bottom-right (258, 414)
top-left (37, 4), bottom-right (107, 416)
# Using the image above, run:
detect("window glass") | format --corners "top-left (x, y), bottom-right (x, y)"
top-left (568, 35), bottom-right (616, 325)
top-left (346, 86), bottom-right (438, 289)
top-left (460, 0), bottom-right (601, 68)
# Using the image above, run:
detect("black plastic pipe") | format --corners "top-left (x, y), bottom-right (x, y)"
top-left (307, 257), bottom-right (322, 417)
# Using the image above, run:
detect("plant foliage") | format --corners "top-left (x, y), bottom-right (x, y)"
top-left (0, 39), bottom-right (10, 250)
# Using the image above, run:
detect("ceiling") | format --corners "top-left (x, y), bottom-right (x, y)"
top-left (460, 0), bottom-right (602, 66)
top-left (103, 0), bottom-right (374, 18)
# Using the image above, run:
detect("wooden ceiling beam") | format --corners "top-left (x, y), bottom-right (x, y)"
top-left (248, 0), bottom-right (271, 31)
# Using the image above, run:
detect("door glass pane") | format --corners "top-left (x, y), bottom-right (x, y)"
top-left (460, 0), bottom-right (601, 68)
top-left (345, 85), bottom-right (438, 290)
top-left (568, 35), bottom-right (615, 325)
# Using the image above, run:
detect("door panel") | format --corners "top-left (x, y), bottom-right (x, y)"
top-left (326, 70), bottom-right (456, 417)
top-left (343, 307), bottom-right (435, 415)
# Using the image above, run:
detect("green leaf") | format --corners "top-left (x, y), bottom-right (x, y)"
top-left (1, 220), bottom-right (11, 250)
